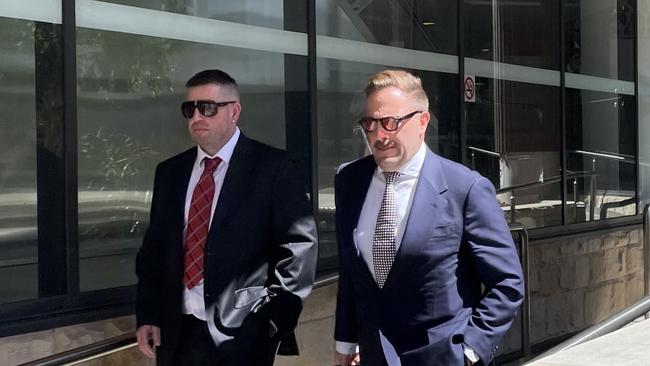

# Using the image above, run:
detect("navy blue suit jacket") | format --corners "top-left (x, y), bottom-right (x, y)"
top-left (334, 149), bottom-right (524, 366)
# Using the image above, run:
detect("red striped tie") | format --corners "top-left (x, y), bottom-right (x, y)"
top-left (183, 157), bottom-right (221, 289)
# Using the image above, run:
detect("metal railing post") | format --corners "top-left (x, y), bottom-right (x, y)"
top-left (471, 150), bottom-right (476, 170)
top-left (643, 203), bottom-right (650, 319)
top-left (589, 175), bottom-right (596, 220)
top-left (509, 223), bottom-right (531, 359)
top-left (510, 193), bottom-right (516, 224)
top-left (573, 178), bottom-right (578, 222)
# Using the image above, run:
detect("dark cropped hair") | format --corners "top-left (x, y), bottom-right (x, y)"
top-left (186, 69), bottom-right (238, 88)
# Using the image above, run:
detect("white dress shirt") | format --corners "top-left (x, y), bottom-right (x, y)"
top-left (335, 143), bottom-right (479, 365)
top-left (181, 128), bottom-right (240, 320)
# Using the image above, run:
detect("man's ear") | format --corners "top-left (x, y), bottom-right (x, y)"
top-left (419, 111), bottom-right (431, 130)
top-left (231, 102), bottom-right (242, 124)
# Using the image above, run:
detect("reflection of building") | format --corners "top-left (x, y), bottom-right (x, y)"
top-left (1, 0), bottom-right (650, 364)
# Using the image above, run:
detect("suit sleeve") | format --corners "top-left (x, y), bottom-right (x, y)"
top-left (135, 164), bottom-right (164, 328)
top-left (266, 158), bottom-right (318, 337)
top-left (333, 172), bottom-right (359, 344)
top-left (462, 176), bottom-right (525, 364)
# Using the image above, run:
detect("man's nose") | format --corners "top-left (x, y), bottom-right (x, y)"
top-left (376, 126), bottom-right (389, 139)
top-left (190, 107), bottom-right (202, 121)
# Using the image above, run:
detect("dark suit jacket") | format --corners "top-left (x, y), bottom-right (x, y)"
top-left (334, 149), bottom-right (524, 366)
top-left (136, 133), bottom-right (318, 365)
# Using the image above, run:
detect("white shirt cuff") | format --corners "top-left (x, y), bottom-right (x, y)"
top-left (336, 341), bottom-right (359, 354)
top-left (336, 341), bottom-right (478, 362)
top-left (463, 344), bottom-right (480, 364)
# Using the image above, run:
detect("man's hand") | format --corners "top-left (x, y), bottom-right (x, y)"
top-left (335, 351), bottom-right (360, 365)
top-left (136, 325), bottom-right (161, 359)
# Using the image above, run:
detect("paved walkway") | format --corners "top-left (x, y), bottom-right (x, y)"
top-left (526, 318), bottom-right (650, 366)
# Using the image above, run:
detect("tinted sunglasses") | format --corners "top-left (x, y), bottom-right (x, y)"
top-left (181, 100), bottom-right (236, 118)
top-left (358, 110), bottom-right (422, 132)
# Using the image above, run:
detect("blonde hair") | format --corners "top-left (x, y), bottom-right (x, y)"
top-left (364, 69), bottom-right (429, 110)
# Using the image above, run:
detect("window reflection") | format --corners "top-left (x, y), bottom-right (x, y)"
top-left (564, 0), bottom-right (635, 81)
top-left (0, 18), bottom-right (42, 304)
top-left (466, 79), bottom-right (562, 228)
top-left (566, 90), bottom-right (636, 222)
top-left (77, 27), bottom-right (287, 290)
top-left (101, 0), bottom-right (284, 29)
top-left (464, 0), bottom-right (559, 70)
top-left (317, 0), bottom-right (458, 55)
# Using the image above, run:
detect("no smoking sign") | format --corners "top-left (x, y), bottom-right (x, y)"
top-left (464, 75), bottom-right (475, 103)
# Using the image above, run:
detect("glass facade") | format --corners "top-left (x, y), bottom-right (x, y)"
top-left (0, 17), bottom-right (41, 304)
top-left (0, 3), bottom-right (64, 305)
top-left (0, 0), bottom-right (646, 344)
top-left (640, 0), bottom-right (650, 207)
top-left (564, 0), bottom-right (637, 222)
top-left (75, 28), bottom-right (289, 290)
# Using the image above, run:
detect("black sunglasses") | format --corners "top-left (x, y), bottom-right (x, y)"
top-left (358, 110), bottom-right (423, 132)
top-left (181, 100), bottom-right (236, 118)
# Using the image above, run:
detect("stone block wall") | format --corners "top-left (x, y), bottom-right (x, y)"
top-left (527, 226), bottom-right (645, 344)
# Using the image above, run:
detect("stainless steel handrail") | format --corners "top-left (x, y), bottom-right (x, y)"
top-left (18, 332), bottom-right (137, 366)
top-left (568, 149), bottom-right (636, 164)
top-left (314, 273), bottom-right (339, 289)
top-left (469, 145), bottom-right (501, 158)
top-left (509, 223), bottom-right (531, 359)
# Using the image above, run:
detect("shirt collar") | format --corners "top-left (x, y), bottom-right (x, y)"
top-left (195, 127), bottom-right (240, 168)
top-left (376, 142), bottom-right (427, 179)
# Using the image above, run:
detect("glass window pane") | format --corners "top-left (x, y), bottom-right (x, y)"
top-left (464, 0), bottom-right (559, 70)
top-left (317, 0), bottom-right (458, 55)
top-left (639, 0), bottom-right (650, 207)
top-left (466, 79), bottom-right (562, 228)
top-left (0, 17), bottom-right (47, 304)
top-left (77, 14), bottom-right (289, 291)
top-left (1, 0), bottom-right (66, 305)
top-left (564, 0), bottom-right (634, 81)
top-left (101, 0), bottom-right (284, 29)
top-left (566, 90), bottom-right (636, 222)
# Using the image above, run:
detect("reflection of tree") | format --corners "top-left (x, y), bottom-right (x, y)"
top-left (0, 18), bottom-right (41, 190)
top-left (0, 17), bottom-right (34, 53)
top-left (75, 9), bottom-right (185, 187)
top-left (77, 28), bottom-right (181, 97)
top-left (79, 128), bottom-right (160, 190)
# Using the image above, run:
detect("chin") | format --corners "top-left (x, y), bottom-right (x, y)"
top-left (375, 156), bottom-right (402, 171)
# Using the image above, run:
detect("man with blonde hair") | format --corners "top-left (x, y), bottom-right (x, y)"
top-left (334, 69), bottom-right (524, 365)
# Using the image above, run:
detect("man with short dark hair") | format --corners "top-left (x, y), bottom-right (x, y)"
top-left (136, 69), bottom-right (318, 366)
top-left (334, 69), bottom-right (524, 366)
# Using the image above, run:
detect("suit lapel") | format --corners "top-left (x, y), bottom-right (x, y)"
top-left (171, 147), bottom-right (197, 262)
top-left (175, 148), bottom-right (197, 210)
top-left (384, 149), bottom-right (449, 289)
top-left (345, 157), bottom-right (376, 236)
top-left (210, 134), bottom-right (255, 232)
top-left (341, 156), bottom-right (379, 285)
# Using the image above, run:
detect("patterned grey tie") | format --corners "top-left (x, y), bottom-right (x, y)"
top-left (373, 171), bottom-right (400, 288)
